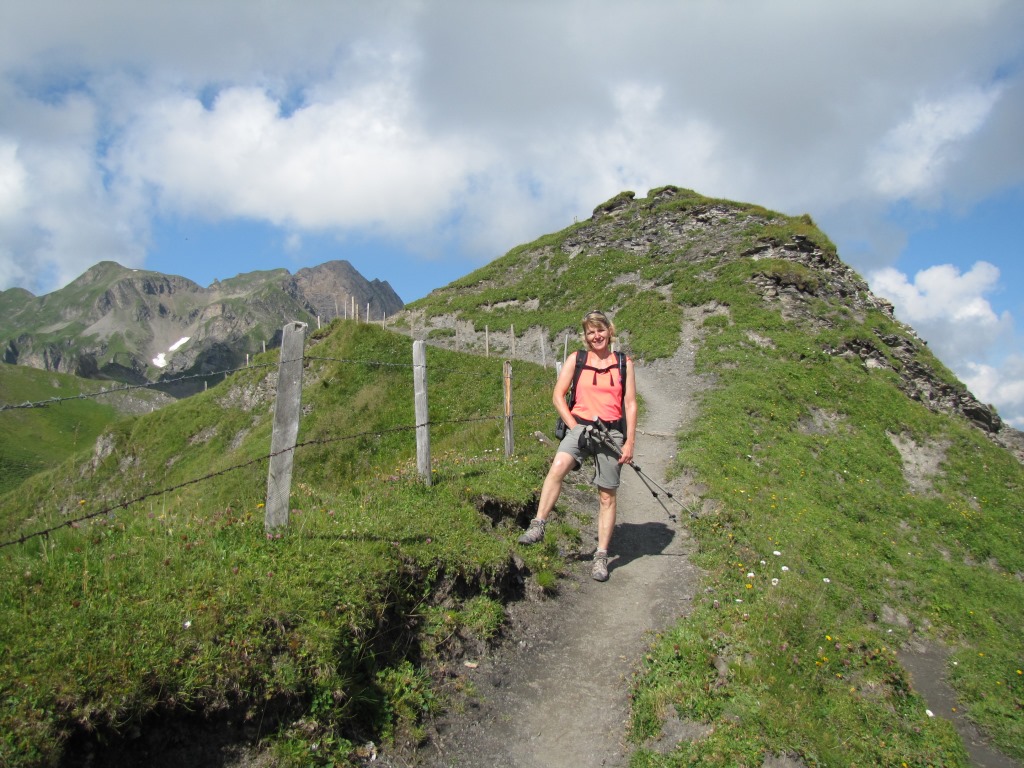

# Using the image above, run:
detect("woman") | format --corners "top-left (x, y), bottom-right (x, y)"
top-left (518, 310), bottom-right (637, 582)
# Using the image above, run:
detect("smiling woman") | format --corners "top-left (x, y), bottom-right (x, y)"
top-left (517, 310), bottom-right (638, 582)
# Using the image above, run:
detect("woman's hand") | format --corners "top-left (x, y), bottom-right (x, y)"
top-left (618, 438), bottom-right (635, 465)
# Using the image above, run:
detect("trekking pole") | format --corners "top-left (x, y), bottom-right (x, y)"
top-left (584, 421), bottom-right (685, 522)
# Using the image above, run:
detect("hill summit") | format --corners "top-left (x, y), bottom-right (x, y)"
top-left (402, 185), bottom-right (1019, 458)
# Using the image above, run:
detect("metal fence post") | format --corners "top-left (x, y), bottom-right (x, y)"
top-left (413, 340), bottom-right (431, 486)
top-left (265, 321), bottom-right (307, 531)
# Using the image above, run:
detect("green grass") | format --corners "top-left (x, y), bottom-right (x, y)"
top-left (0, 364), bottom-right (170, 495)
top-left (2, 189), bottom-right (1021, 766)
top-left (626, 265), bottom-right (1024, 766)
top-left (0, 321), bottom-right (571, 766)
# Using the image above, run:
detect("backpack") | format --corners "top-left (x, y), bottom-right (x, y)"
top-left (555, 350), bottom-right (627, 438)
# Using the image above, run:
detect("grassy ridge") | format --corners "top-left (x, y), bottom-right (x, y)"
top-left (0, 321), bottom-right (561, 766)
top-left (626, 260), bottom-right (1024, 766)
top-left (402, 187), bottom-right (1023, 765)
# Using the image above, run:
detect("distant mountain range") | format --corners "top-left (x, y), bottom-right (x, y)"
top-left (0, 260), bottom-right (403, 396)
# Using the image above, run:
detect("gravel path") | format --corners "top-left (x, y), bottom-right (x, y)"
top-left (407, 330), bottom-right (710, 768)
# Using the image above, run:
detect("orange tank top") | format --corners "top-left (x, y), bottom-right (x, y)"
top-left (571, 353), bottom-right (625, 423)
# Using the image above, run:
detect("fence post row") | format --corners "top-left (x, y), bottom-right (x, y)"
top-left (264, 329), bottom-right (526, 530)
top-left (265, 321), bottom-right (307, 531)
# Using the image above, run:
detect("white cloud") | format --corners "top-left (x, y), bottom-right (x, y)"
top-left (115, 79), bottom-right (489, 234)
top-left (870, 262), bottom-right (1004, 324)
top-left (0, 139), bottom-right (27, 219)
top-left (0, 92), bottom-right (146, 293)
top-left (2, 0), bottom-right (1022, 295)
top-left (1, 0), bottom-right (1022, 427)
top-left (865, 86), bottom-right (1004, 201)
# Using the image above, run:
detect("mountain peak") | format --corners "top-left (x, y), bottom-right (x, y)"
top-left (2, 259), bottom-right (404, 395)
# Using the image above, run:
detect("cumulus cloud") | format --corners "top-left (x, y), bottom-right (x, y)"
top-left (962, 356), bottom-right (1024, 428)
top-left (114, 78), bottom-right (489, 233)
top-left (0, 89), bottom-right (147, 293)
top-left (2, 0), bottom-right (1022, 295)
top-left (865, 86), bottom-right (1004, 201)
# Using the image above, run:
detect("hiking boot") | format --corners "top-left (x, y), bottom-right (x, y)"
top-left (517, 518), bottom-right (546, 545)
top-left (592, 550), bottom-right (609, 582)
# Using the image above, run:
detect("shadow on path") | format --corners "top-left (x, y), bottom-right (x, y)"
top-left (608, 521), bottom-right (679, 572)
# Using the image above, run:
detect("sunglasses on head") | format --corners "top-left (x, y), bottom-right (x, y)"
top-left (583, 310), bottom-right (609, 324)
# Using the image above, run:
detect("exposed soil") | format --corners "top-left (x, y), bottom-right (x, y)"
top-left (899, 642), bottom-right (1022, 768)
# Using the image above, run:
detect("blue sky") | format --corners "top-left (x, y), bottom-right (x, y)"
top-left (1, 1), bottom-right (1023, 427)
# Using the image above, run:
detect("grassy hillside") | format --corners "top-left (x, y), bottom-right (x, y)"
top-left (399, 186), bottom-right (836, 366)
top-left (0, 364), bottom-right (170, 495)
top-left (626, 266), bottom-right (1023, 766)
top-left (0, 321), bottom-right (559, 766)
top-left (1, 186), bottom-right (1021, 766)
top-left (403, 187), bottom-right (1024, 765)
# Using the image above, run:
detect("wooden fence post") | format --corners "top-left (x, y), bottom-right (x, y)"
top-left (503, 360), bottom-right (514, 458)
top-left (413, 340), bottom-right (432, 486)
top-left (265, 321), bottom-right (307, 531)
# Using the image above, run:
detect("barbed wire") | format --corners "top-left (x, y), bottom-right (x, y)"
top-left (0, 412), bottom-right (528, 550)
top-left (303, 355), bottom-right (413, 369)
top-left (304, 354), bottom-right (507, 377)
top-left (0, 362), bottom-right (277, 412)
top-left (1, 349), bottom-right (522, 412)
top-left (1, 337), bottom-right (559, 549)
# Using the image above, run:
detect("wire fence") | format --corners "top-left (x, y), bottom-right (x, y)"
top-left (1, 356), bottom-right (514, 414)
top-left (0, 362), bottom-right (279, 411)
top-left (0, 335), bottom-right (555, 549)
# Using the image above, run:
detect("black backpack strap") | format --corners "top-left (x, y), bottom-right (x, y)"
top-left (567, 349), bottom-right (588, 409)
top-left (616, 351), bottom-right (627, 427)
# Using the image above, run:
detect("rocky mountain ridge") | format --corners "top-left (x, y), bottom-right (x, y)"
top-left (1, 259), bottom-right (403, 396)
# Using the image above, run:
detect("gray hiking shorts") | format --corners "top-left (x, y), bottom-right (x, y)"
top-left (557, 423), bottom-right (624, 490)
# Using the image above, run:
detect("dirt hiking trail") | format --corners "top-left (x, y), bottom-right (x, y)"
top-left (405, 336), bottom-right (708, 768)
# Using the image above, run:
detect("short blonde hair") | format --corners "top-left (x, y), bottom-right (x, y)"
top-left (581, 310), bottom-right (616, 349)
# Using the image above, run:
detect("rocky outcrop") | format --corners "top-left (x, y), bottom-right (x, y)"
top-left (288, 260), bottom-right (404, 322)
